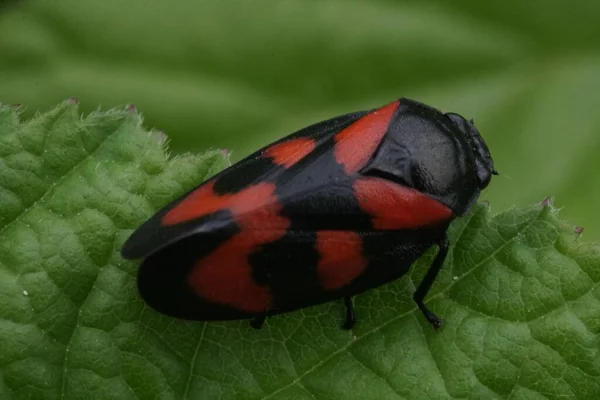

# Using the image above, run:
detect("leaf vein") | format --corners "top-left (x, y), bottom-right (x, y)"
top-left (183, 322), bottom-right (207, 399)
top-left (346, 347), bottom-right (407, 399)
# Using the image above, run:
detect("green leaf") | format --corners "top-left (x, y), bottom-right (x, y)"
top-left (1, 103), bottom-right (599, 399)
top-left (0, 101), bottom-right (228, 399)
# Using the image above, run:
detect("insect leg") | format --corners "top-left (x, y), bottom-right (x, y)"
top-left (250, 315), bottom-right (267, 330)
top-left (342, 296), bottom-right (356, 330)
top-left (413, 235), bottom-right (449, 330)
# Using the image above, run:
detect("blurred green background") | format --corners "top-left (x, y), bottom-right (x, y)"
top-left (1, 0), bottom-right (599, 239)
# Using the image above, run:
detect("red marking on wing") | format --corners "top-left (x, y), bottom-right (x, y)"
top-left (187, 235), bottom-right (273, 312)
top-left (162, 182), bottom-right (223, 225)
top-left (264, 137), bottom-right (316, 168)
top-left (163, 181), bottom-right (281, 226)
top-left (353, 177), bottom-right (453, 229)
top-left (316, 231), bottom-right (368, 290)
top-left (334, 101), bottom-right (399, 174)
top-left (185, 183), bottom-right (290, 312)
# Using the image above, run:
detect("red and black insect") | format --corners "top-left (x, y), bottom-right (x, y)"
top-left (121, 98), bottom-right (496, 330)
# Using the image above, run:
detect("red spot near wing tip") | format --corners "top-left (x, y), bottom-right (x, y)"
top-left (183, 181), bottom-right (290, 313)
top-left (334, 101), bottom-right (399, 174)
top-left (188, 234), bottom-right (273, 313)
top-left (316, 231), bottom-right (368, 290)
top-left (162, 181), bottom-right (285, 227)
top-left (162, 181), bottom-right (222, 226)
top-left (353, 177), bottom-right (453, 230)
top-left (186, 196), bottom-right (289, 312)
top-left (264, 137), bottom-right (316, 168)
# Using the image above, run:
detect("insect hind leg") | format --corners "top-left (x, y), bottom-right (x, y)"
top-left (413, 235), bottom-right (449, 330)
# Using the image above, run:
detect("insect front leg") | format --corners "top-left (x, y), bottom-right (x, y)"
top-left (413, 235), bottom-right (449, 330)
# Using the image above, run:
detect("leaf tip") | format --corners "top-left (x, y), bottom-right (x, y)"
top-left (150, 130), bottom-right (168, 145)
top-left (540, 196), bottom-right (553, 208)
top-left (127, 104), bottom-right (138, 113)
top-left (574, 226), bottom-right (584, 235)
top-left (67, 97), bottom-right (79, 105)
top-left (220, 148), bottom-right (232, 166)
